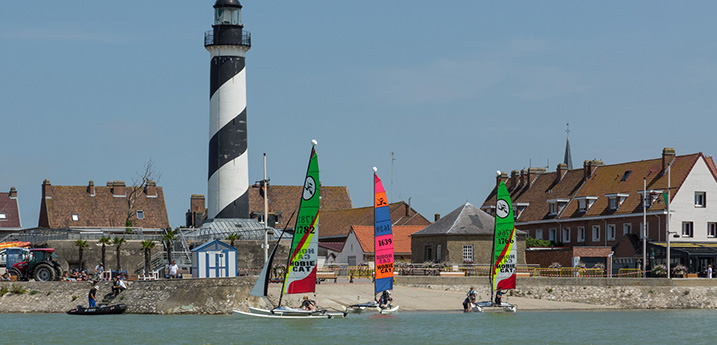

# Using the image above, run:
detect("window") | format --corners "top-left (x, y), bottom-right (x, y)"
top-left (137, 210), bottom-right (144, 219)
top-left (0, 213), bottom-right (5, 220)
top-left (623, 223), bottom-right (632, 235)
top-left (620, 170), bottom-right (632, 182)
top-left (606, 193), bottom-right (629, 211)
top-left (577, 227), bottom-right (585, 242)
top-left (347, 256), bottom-right (356, 266)
top-left (549, 228), bottom-right (557, 242)
top-left (607, 224), bottom-right (616, 241)
top-left (462, 245), bottom-right (473, 263)
top-left (682, 222), bottom-right (694, 238)
top-left (424, 245), bottom-right (433, 262)
top-left (609, 198), bottom-right (617, 210)
top-left (563, 227), bottom-right (571, 243)
top-left (592, 225), bottom-right (601, 242)
top-left (695, 192), bottom-right (706, 208)
top-left (549, 203), bottom-right (558, 215)
top-left (709, 223), bottom-right (717, 238)
top-left (576, 197), bottom-right (597, 212)
top-left (535, 229), bottom-right (543, 240)
top-left (548, 199), bottom-right (569, 215)
top-left (72, 214), bottom-right (79, 221)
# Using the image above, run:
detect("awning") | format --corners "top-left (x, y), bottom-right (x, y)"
top-left (650, 242), bottom-right (717, 256)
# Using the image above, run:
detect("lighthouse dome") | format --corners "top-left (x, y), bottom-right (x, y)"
top-left (214, 0), bottom-right (242, 8)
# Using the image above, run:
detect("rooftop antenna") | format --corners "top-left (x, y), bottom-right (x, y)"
top-left (564, 122), bottom-right (573, 169)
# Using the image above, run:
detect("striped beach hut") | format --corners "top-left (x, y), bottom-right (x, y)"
top-left (191, 240), bottom-right (238, 278)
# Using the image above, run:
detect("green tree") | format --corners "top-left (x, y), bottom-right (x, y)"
top-left (74, 240), bottom-right (89, 270)
top-left (113, 237), bottom-right (127, 271)
top-left (162, 227), bottom-right (178, 266)
top-left (141, 240), bottom-right (156, 275)
top-left (97, 236), bottom-right (112, 269)
top-left (225, 233), bottom-right (242, 247)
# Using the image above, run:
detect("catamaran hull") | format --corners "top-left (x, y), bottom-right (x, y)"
top-left (233, 307), bottom-right (347, 319)
top-left (345, 303), bottom-right (399, 315)
top-left (474, 301), bottom-right (517, 313)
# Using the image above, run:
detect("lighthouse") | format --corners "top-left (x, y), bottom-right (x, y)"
top-left (204, 0), bottom-right (251, 220)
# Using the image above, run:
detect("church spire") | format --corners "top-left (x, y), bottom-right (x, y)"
top-left (564, 123), bottom-right (573, 170)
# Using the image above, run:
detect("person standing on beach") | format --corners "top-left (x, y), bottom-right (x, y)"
top-left (88, 285), bottom-right (98, 308)
top-left (463, 286), bottom-right (478, 311)
top-left (708, 265), bottom-right (713, 278)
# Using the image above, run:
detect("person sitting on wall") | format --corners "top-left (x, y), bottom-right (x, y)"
top-left (111, 276), bottom-right (127, 297)
top-left (300, 295), bottom-right (316, 311)
top-left (1, 269), bottom-right (10, 281)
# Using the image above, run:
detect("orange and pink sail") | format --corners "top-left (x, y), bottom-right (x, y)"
top-left (373, 172), bottom-right (394, 294)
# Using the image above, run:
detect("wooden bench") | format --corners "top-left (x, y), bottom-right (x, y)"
top-left (316, 271), bottom-right (338, 283)
top-left (439, 271), bottom-right (465, 277)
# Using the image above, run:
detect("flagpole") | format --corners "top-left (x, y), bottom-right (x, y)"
top-left (264, 153), bottom-right (269, 264)
top-left (643, 177), bottom-right (647, 278)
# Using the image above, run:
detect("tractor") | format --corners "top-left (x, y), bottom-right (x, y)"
top-left (8, 248), bottom-right (63, 281)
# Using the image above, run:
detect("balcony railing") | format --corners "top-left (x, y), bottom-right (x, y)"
top-left (204, 30), bottom-right (251, 47)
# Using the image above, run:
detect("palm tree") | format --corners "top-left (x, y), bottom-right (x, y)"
top-left (113, 237), bottom-right (127, 271)
top-left (226, 233), bottom-right (242, 247)
top-left (162, 227), bottom-right (178, 267)
top-left (98, 236), bottom-right (112, 269)
top-left (74, 240), bottom-right (89, 270)
top-left (141, 240), bottom-right (156, 275)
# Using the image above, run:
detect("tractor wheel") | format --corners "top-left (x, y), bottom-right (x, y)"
top-left (33, 264), bottom-right (57, 282)
top-left (8, 267), bottom-right (23, 281)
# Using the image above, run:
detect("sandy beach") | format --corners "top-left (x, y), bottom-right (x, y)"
top-left (267, 279), bottom-right (614, 312)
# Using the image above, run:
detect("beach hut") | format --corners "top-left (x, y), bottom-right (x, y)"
top-left (191, 240), bottom-right (238, 278)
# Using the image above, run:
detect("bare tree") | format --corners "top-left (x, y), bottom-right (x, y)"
top-left (124, 159), bottom-right (162, 230)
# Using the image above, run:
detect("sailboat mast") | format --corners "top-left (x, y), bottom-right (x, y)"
top-left (373, 170), bottom-right (377, 297)
top-left (489, 172), bottom-right (500, 303)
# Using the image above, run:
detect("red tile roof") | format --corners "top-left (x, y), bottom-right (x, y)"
top-left (318, 201), bottom-right (431, 239)
top-left (248, 184), bottom-right (352, 229)
top-left (0, 188), bottom-right (21, 229)
top-left (39, 180), bottom-right (169, 229)
top-left (350, 225), bottom-right (426, 254)
top-left (482, 151), bottom-right (716, 222)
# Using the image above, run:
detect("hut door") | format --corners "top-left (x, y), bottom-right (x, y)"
top-left (215, 252), bottom-right (226, 278)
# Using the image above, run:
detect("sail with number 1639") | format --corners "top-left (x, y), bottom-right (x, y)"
top-left (492, 181), bottom-right (517, 291)
top-left (281, 145), bottom-right (320, 295)
top-left (373, 172), bottom-right (394, 294)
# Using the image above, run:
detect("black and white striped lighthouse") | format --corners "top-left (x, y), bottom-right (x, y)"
top-left (204, 0), bottom-right (251, 219)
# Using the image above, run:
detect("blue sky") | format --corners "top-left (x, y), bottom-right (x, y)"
top-left (2, 1), bottom-right (717, 228)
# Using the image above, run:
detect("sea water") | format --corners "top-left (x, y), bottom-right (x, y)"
top-left (2, 310), bottom-right (712, 344)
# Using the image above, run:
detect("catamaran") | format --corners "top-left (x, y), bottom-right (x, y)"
top-left (345, 168), bottom-right (399, 314)
top-left (234, 140), bottom-right (347, 319)
top-left (472, 180), bottom-right (517, 313)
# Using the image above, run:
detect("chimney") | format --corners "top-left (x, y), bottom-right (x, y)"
top-left (556, 163), bottom-right (567, 182)
top-left (520, 169), bottom-right (527, 186)
top-left (526, 167), bottom-right (546, 188)
top-left (145, 180), bottom-right (157, 197)
top-left (583, 160), bottom-right (603, 180)
top-left (496, 171), bottom-right (509, 186)
top-left (88, 180), bottom-right (95, 196)
top-left (9, 187), bottom-right (17, 198)
top-left (510, 170), bottom-right (520, 189)
top-left (662, 147), bottom-right (676, 173)
top-left (111, 181), bottom-right (126, 197)
top-left (42, 179), bottom-right (52, 199)
top-left (434, 213), bottom-right (440, 222)
top-left (191, 194), bottom-right (206, 212)
top-left (406, 199), bottom-right (412, 217)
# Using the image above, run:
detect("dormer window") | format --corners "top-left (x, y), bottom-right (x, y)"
top-left (606, 193), bottom-right (630, 210)
top-left (547, 199), bottom-right (569, 216)
top-left (513, 203), bottom-right (529, 219)
top-left (638, 190), bottom-right (663, 209)
top-left (575, 196), bottom-right (598, 212)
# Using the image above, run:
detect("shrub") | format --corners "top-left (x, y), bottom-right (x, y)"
top-left (0, 286), bottom-right (8, 297)
top-left (672, 265), bottom-right (688, 277)
top-left (29, 290), bottom-right (39, 295)
top-left (10, 284), bottom-right (26, 294)
top-left (593, 263), bottom-right (606, 271)
top-left (653, 264), bottom-right (667, 277)
top-left (526, 237), bottom-right (552, 248)
top-left (71, 295), bottom-right (78, 301)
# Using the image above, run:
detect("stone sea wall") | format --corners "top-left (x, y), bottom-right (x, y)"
top-left (397, 276), bottom-right (717, 309)
top-left (0, 277), bottom-right (257, 314)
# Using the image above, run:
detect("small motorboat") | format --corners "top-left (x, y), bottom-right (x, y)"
top-left (66, 304), bottom-right (127, 315)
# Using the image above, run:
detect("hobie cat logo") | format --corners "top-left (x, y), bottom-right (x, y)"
top-left (303, 176), bottom-right (316, 200)
top-left (496, 199), bottom-right (509, 219)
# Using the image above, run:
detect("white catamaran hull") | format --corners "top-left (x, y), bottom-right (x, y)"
top-left (234, 306), bottom-right (348, 319)
top-left (474, 301), bottom-right (517, 313)
top-left (345, 303), bottom-right (399, 314)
